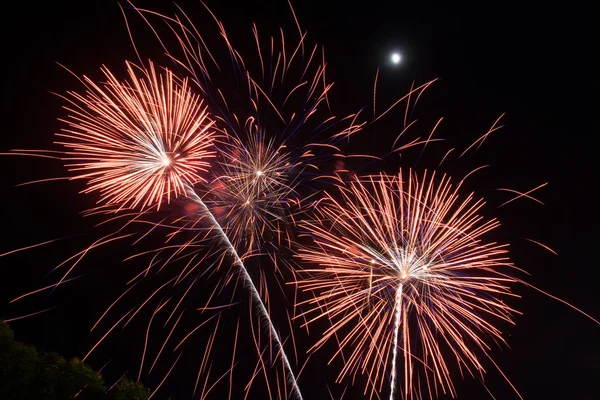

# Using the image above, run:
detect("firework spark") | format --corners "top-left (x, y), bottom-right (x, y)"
top-left (55, 60), bottom-right (217, 211)
top-left (294, 169), bottom-right (521, 399)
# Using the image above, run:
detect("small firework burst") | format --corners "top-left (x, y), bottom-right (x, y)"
top-left (208, 128), bottom-right (301, 254)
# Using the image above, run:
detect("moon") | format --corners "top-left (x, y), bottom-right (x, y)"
top-left (390, 52), bottom-right (402, 65)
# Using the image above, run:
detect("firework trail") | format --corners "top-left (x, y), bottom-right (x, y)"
top-left (294, 169), bottom-right (521, 400)
top-left (185, 184), bottom-right (303, 400)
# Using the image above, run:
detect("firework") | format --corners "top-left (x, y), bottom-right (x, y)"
top-left (208, 130), bottom-right (301, 256)
top-left (294, 169), bottom-right (521, 399)
top-left (56, 60), bottom-right (217, 211)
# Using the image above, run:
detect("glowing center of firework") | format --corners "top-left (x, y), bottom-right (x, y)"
top-left (161, 155), bottom-right (171, 167)
top-left (394, 254), bottom-right (432, 282)
top-left (391, 52), bottom-right (402, 64)
top-left (256, 170), bottom-right (263, 177)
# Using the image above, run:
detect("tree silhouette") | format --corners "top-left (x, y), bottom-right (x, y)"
top-left (0, 321), bottom-right (149, 399)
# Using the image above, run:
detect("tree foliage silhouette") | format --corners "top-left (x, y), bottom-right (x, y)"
top-left (0, 321), bottom-right (149, 399)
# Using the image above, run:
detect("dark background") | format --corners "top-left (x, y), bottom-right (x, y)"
top-left (1, 1), bottom-right (598, 399)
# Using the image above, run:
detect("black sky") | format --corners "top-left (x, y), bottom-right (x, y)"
top-left (1, 1), bottom-right (599, 399)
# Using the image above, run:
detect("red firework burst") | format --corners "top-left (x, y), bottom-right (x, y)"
top-left (294, 169), bottom-right (522, 399)
top-left (56, 61), bottom-right (217, 211)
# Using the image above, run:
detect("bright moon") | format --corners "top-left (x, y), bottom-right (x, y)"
top-left (391, 52), bottom-right (402, 64)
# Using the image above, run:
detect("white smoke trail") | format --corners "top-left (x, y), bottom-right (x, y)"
top-left (185, 184), bottom-right (303, 399)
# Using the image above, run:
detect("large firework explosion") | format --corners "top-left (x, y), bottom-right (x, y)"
top-left (56, 60), bottom-right (217, 211)
top-left (294, 169), bottom-right (522, 399)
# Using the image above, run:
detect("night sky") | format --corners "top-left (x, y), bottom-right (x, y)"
top-left (1, 1), bottom-right (599, 399)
